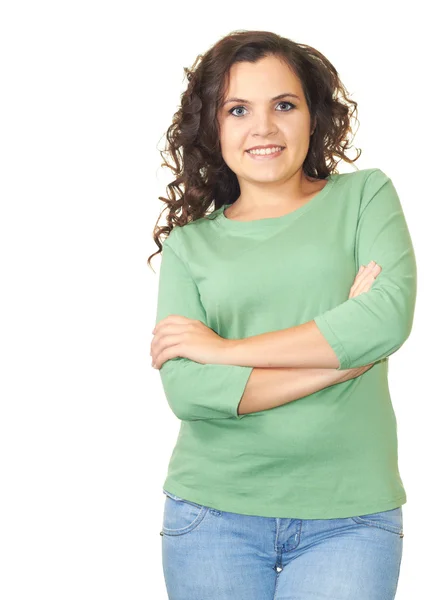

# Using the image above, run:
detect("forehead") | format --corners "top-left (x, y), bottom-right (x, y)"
top-left (223, 56), bottom-right (302, 100)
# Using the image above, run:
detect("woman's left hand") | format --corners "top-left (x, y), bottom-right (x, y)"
top-left (150, 315), bottom-right (228, 369)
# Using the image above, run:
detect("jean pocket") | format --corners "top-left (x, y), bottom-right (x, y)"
top-left (351, 506), bottom-right (404, 537)
top-left (161, 489), bottom-right (210, 537)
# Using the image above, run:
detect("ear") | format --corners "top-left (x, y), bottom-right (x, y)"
top-left (310, 118), bottom-right (316, 136)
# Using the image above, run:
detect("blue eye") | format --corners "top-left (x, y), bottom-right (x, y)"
top-left (228, 101), bottom-right (296, 117)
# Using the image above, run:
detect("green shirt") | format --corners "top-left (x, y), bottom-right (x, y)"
top-left (154, 168), bottom-right (417, 519)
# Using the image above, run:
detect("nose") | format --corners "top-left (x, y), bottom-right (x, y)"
top-left (251, 110), bottom-right (277, 138)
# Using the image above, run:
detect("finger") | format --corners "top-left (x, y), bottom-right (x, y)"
top-left (350, 263), bottom-right (381, 297)
top-left (152, 343), bottom-right (181, 369)
top-left (354, 262), bottom-right (376, 285)
top-left (354, 265), bottom-right (381, 295)
top-left (152, 332), bottom-right (184, 358)
top-left (349, 263), bottom-right (372, 296)
top-left (153, 315), bottom-right (195, 336)
top-left (152, 325), bottom-right (191, 357)
top-left (359, 263), bottom-right (382, 287)
top-left (354, 273), bottom-right (376, 295)
top-left (349, 264), bottom-right (369, 298)
top-left (153, 331), bottom-right (187, 362)
top-left (152, 320), bottom-right (194, 346)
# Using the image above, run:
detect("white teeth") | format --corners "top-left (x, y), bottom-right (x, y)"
top-left (248, 146), bottom-right (283, 155)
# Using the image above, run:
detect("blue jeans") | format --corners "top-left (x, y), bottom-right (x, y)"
top-left (160, 488), bottom-right (404, 599)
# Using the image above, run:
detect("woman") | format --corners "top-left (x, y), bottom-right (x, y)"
top-left (149, 30), bottom-right (416, 600)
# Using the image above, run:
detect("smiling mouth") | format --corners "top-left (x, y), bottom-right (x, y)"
top-left (245, 146), bottom-right (286, 158)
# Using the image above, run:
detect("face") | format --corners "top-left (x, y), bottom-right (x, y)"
top-left (217, 55), bottom-right (315, 188)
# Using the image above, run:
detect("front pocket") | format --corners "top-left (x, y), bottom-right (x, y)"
top-left (351, 507), bottom-right (404, 537)
top-left (161, 489), bottom-right (210, 536)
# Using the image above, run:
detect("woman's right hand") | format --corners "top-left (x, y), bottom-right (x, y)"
top-left (336, 261), bottom-right (383, 382)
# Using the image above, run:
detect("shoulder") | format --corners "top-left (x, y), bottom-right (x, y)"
top-left (163, 208), bottom-right (220, 250)
top-left (359, 167), bottom-right (392, 197)
top-left (337, 168), bottom-right (392, 210)
top-left (360, 167), bottom-right (391, 187)
top-left (340, 167), bottom-right (391, 188)
top-left (161, 211), bottom-right (214, 258)
top-left (161, 225), bottom-right (184, 258)
top-left (349, 168), bottom-right (399, 218)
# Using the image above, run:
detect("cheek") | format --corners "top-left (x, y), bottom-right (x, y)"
top-left (220, 114), bottom-right (247, 138)
top-left (220, 130), bottom-right (247, 167)
top-left (220, 123), bottom-right (244, 149)
top-left (288, 117), bottom-right (312, 142)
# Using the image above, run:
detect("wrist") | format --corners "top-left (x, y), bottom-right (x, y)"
top-left (314, 367), bottom-right (345, 385)
top-left (220, 337), bottom-right (242, 366)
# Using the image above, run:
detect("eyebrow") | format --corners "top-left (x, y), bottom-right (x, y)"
top-left (222, 92), bottom-right (300, 106)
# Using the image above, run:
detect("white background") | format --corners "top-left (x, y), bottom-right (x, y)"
top-left (0, 1), bottom-right (428, 598)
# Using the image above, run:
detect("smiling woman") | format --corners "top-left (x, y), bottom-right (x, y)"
top-left (147, 32), bottom-right (361, 267)
top-left (150, 29), bottom-right (416, 600)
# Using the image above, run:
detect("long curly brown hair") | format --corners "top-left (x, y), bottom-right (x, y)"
top-left (147, 29), bottom-right (361, 271)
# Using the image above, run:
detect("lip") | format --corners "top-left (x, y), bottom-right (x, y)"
top-left (245, 144), bottom-right (285, 151)
top-left (245, 146), bottom-right (285, 160)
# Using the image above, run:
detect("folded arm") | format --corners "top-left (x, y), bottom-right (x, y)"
top-left (223, 169), bottom-right (417, 370)
top-left (154, 228), bottom-right (356, 421)
top-left (237, 365), bottom-right (353, 415)
top-left (154, 228), bottom-right (253, 421)
top-left (154, 170), bottom-right (416, 419)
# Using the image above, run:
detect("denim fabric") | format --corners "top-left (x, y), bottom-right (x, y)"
top-left (160, 489), bottom-right (404, 600)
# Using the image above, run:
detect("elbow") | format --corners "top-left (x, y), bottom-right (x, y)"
top-left (392, 314), bottom-right (414, 352)
top-left (161, 389), bottom-right (197, 421)
top-left (391, 291), bottom-right (416, 349)
top-left (399, 319), bottom-right (414, 347)
top-left (159, 361), bottom-right (193, 421)
top-left (375, 281), bottom-right (416, 358)
top-left (159, 360), bottom-right (216, 421)
top-left (163, 390), bottom-right (194, 421)
top-left (374, 309), bottom-right (415, 362)
top-left (165, 398), bottom-right (191, 421)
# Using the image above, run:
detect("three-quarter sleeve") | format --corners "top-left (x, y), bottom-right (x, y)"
top-left (154, 227), bottom-right (253, 420)
top-left (314, 168), bottom-right (417, 370)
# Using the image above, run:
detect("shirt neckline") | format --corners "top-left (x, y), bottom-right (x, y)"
top-left (214, 174), bottom-right (338, 230)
